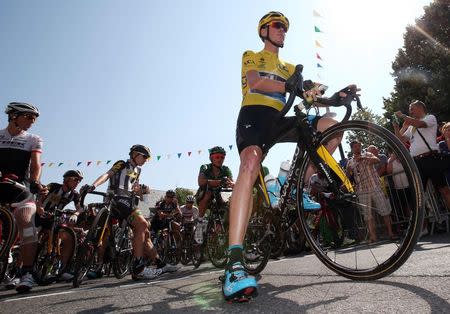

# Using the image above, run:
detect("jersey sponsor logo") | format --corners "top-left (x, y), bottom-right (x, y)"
top-left (127, 169), bottom-right (139, 179)
top-left (111, 161), bottom-right (125, 172)
top-left (0, 139), bottom-right (26, 148)
top-left (258, 57), bottom-right (266, 68)
top-left (244, 59), bottom-right (255, 66)
top-left (277, 63), bottom-right (289, 74)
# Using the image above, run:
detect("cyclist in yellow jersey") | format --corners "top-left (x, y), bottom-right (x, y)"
top-left (223, 11), bottom-right (340, 302)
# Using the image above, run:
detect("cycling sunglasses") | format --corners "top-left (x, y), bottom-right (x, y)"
top-left (211, 153), bottom-right (225, 160)
top-left (68, 177), bottom-right (82, 182)
top-left (268, 21), bottom-right (287, 32)
top-left (20, 113), bottom-right (38, 120)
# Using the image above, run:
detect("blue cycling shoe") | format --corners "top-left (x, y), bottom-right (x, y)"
top-left (303, 192), bottom-right (321, 211)
top-left (222, 262), bottom-right (258, 302)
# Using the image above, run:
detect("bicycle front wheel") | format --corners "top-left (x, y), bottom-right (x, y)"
top-left (297, 120), bottom-right (424, 280)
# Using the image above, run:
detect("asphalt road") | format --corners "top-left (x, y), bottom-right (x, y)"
top-left (1, 233), bottom-right (449, 313)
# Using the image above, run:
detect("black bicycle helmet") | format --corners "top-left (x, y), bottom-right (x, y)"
top-left (5, 102), bottom-right (40, 117)
top-left (63, 170), bottom-right (84, 179)
top-left (186, 195), bottom-right (195, 203)
top-left (129, 144), bottom-right (152, 160)
top-left (166, 189), bottom-right (176, 197)
top-left (209, 146), bottom-right (226, 156)
top-left (258, 11), bottom-right (289, 47)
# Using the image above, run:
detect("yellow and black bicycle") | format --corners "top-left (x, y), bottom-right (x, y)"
top-left (243, 65), bottom-right (424, 280)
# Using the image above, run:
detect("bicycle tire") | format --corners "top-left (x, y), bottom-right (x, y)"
top-left (296, 120), bottom-right (424, 280)
top-left (73, 208), bottom-right (109, 287)
top-left (242, 216), bottom-right (271, 275)
top-left (166, 233), bottom-right (180, 266)
top-left (72, 241), bottom-right (95, 288)
top-left (112, 225), bottom-right (132, 279)
top-left (0, 207), bottom-right (16, 258)
top-left (191, 225), bottom-right (203, 269)
top-left (205, 218), bottom-right (228, 269)
top-left (179, 230), bottom-right (192, 266)
top-left (34, 226), bottom-right (77, 284)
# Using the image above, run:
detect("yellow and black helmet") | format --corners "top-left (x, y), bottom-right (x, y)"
top-left (258, 11), bottom-right (289, 37)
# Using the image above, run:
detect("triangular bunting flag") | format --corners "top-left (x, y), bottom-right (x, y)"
top-left (167, 154), bottom-right (171, 159)
top-left (157, 155), bottom-right (161, 161)
top-left (106, 160), bottom-right (111, 164)
top-left (177, 153), bottom-right (182, 158)
top-left (316, 53), bottom-right (322, 60)
top-left (317, 63), bottom-right (323, 68)
top-left (77, 161), bottom-right (82, 167)
top-left (229, 145), bottom-right (233, 150)
top-left (87, 161), bottom-right (92, 166)
top-left (314, 26), bottom-right (322, 33)
top-left (317, 73), bottom-right (323, 80)
top-left (315, 40), bottom-right (323, 48)
top-left (313, 10), bottom-right (322, 18)
top-left (97, 161), bottom-right (102, 165)
top-left (49, 162), bottom-right (54, 167)
top-left (198, 150), bottom-right (202, 154)
top-left (41, 162), bottom-right (45, 167)
top-left (58, 162), bottom-right (63, 167)
top-left (188, 151), bottom-right (192, 156)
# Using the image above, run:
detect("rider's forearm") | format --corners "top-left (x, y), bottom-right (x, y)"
top-left (248, 76), bottom-right (286, 93)
top-left (29, 152), bottom-right (42, 182)
top-left (92, 173), bottom-right (110, 187)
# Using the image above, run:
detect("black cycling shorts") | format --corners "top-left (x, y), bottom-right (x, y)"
top-left (0, 182), bottom-right (32, 205)
top-left (236, 105), bottom-right (320, 154)
top-left (110, 195), bottom-right (138, 221)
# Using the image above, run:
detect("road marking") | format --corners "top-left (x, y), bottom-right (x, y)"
top-left (3, 290), bottom-right (75, 303)
top-left (2, 256), bottom-right (307, 302)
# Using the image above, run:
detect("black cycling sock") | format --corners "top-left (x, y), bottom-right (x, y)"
top-left (155, 258), bottom-right (166, 269)
top-left (21, 266), bottom-right (33, 275)
top-left (226, 245), bottom-right (243, 271)
top-left (132, 257), bottom-right (145, 274)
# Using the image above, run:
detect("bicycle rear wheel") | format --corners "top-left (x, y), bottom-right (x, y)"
top-left (297, 120), bottom-right (423, 280)
top-left (0, 207), bottom-right (16, 258)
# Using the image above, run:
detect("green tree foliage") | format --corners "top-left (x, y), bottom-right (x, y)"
top-left (175, 187), bottom-right (194, 205)
top-left (383, 0), bottom-right (450, 122)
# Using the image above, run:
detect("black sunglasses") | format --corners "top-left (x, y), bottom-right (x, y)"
top-left (268, 21), bottom-right (287, 32)
top-left (20, 113), bottom-right (38, 120)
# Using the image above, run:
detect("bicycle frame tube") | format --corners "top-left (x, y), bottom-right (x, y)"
top-left (316, 144), bottom-right (354, 193)
top-left (258, 170), bottom-right (270, 205)
top-left (97, 212), bottom-right (110, 248)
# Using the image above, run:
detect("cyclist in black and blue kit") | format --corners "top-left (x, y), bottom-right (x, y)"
top-left (35, 169), bottom-right (84, 281)
top-left (87, 145), bottom-right (177, 280)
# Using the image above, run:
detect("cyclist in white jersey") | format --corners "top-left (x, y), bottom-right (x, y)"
top-left (0, 102), bottom-right (47, 293)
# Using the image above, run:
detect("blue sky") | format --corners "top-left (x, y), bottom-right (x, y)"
top-left (0, 0), bottom-right (431, 193)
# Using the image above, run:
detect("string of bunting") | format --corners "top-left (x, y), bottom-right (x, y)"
top-left (40, 144), bottom-right (234, 167)
top-left (313, 9), bottom-right (325, 81)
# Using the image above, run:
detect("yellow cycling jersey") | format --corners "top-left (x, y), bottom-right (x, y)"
top-left (241, 49), bottom-right (295, 111)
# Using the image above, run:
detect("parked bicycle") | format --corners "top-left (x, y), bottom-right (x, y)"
top-left (243, 65), bottom-right (424, 280)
